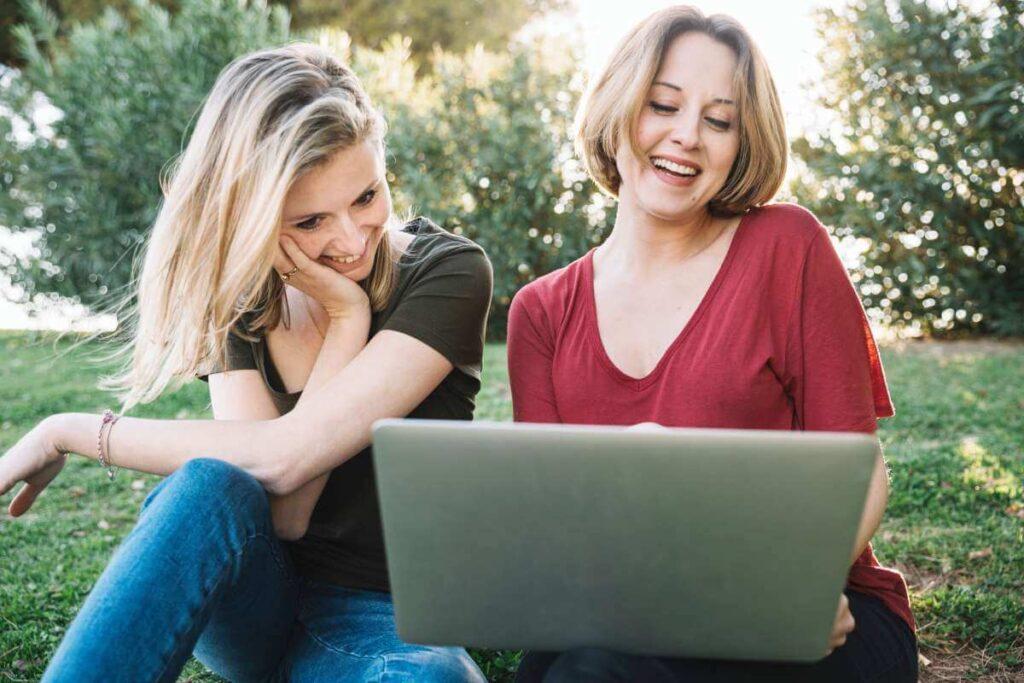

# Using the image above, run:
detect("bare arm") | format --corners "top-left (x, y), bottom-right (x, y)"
top-left (265, 310), bottom-right (371, 539)
top-left (208, 307), bottom-right (370, 540)
top-left (850, 446), bottom-right (888, 564)
top-left (36, 328), bottom-right (453, 499)
top-left (1, 241), bottom-right (489, 523)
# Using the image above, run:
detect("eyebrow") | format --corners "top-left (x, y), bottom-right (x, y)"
top-left (284, 178), bottom-right (381, 222)
top-left (652, 80), bottom-right (735, 106)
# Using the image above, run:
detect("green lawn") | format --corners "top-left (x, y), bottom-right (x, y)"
top-left (0, 332), bottom-right (1021, 681)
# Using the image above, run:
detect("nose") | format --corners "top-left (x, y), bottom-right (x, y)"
top-left (668, 107), bottom-right (701, 151)
top-left (322, 214), bottom-right (367, 257)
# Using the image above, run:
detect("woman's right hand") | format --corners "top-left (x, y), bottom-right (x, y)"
top-left (825, 593), bottom-right (856, 656)
top-left (0, 416), bottom-right (69, 517)
top-left (275, 235), bottom-right (370, 321)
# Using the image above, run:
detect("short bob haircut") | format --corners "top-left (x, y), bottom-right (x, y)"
top-left (575, 5), bottom-right (787, 217)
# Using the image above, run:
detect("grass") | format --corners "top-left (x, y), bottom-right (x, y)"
top-left (0, 332), bottom-right (1022, 681)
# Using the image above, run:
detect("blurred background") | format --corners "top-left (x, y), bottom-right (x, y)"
top-left (1, 0), bottom-right (1020, 339)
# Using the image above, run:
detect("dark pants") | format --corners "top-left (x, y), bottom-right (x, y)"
top-left (515, 591), bottom-right (917, 683)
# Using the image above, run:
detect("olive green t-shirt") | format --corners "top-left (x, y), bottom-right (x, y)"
top-left (212, 217), bottom-right (492, 591)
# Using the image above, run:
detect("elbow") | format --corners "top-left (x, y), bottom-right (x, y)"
top-left (258, 420), bottom-right (309, 496)
top-left (265, 464), bottom-right (304, 497)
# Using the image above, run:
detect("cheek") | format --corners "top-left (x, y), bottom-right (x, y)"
top-left (280, 228), bottom-right (321, 258)
top-left (634, 114), bottom-right (659, 150)
top-left (712, 135), bottom-right (741, 175)
top-left (613, 137), bottom-right (643, 189)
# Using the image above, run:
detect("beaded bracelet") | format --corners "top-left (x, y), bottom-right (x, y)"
top-left (97, 409), bottom-right (121, 480)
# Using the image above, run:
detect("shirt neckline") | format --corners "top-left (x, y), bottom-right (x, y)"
top-left (258, 221), bottom-right (430, 398)
top-left (583, 211), bottom-right (751, 390)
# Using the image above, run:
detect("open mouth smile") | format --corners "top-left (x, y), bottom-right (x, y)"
top-left (650, 156), bottom-right (702, 178)
top-left (320, 238), bottom-right (369, 268)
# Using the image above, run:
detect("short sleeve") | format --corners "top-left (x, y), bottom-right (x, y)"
top-left (381, 246), bottom-right (493, 378)
top-left (784, 228), bottom-right (894, 433)
top-left (198, 328), bottom-right (258, 381)
top-left (507, 285), bottom-right (562, 423)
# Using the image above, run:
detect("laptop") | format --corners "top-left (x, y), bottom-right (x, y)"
top-left (371, 419), bottom-right (877, 662)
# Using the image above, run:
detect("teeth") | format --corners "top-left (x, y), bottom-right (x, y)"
top-left (326, 254), bottom-right (359, 264)
top-left (652, 158), bottom-right (698, 176)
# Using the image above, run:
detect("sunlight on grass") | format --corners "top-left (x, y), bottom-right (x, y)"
top-left (959, 436), bottom-right (1021, 500)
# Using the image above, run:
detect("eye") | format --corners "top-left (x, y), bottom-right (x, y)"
top-left (705, 117), bottom-right (732, 131)
top-left (294, 215), bottom-right (323, 231)
top-left (355, 188), bottom-right (377, 207)
top-left (649, 102), bottom-right (677, 115)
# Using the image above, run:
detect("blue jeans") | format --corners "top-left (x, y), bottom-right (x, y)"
top-left (43, 458), bottom-right (485, 682)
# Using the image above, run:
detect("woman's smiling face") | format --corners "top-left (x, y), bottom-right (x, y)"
top-left (280, 139), bottom-right (393, 282)
top-left (615, 31), bottom-right (741, 222)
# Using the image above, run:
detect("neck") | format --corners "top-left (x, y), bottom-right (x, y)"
top-left (598, 200), bottom-right (723, 276)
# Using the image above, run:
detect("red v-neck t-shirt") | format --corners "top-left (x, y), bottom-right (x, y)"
top-left (506, 202), bottom-right (914, 631)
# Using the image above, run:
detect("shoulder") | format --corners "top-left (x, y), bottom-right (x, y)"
top-left (509, 251), bottom-right (590, 336)
top-left (743, 203), bottom-right (829, 248)
top-left (398, 216), bottom-right (492, 279)
top-left (739, 203), bottom-right (836, 273)
top-left (515, 252), bottom-right (589, 307)
top-left (402, 216), bottom-right (487, 260)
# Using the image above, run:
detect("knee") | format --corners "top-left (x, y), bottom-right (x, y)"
top-left (141, 458), bottom-right (267, 521)
top-left (382, 647), bottom-right (485, 682)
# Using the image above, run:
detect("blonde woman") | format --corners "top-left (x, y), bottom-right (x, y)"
top-left (508, 6), bottom-right (917, 682)
top-left (0, 44), bottom-right (490, 682)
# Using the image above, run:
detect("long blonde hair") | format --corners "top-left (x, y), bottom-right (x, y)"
top-left (110, 43), bottom-right (397, 410)
top-left (575, 5), bottom-right (787, 216)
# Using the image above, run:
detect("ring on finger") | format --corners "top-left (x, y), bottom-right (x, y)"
top-left (280, 266), bottom-right (300, 281)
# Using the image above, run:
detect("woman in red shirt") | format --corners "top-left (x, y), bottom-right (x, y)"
top-left (508, 6), bottom-right (917, 682)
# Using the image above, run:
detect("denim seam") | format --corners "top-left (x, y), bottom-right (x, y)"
top-left (151, 529), bottom-right (292, 682)
top-left (299, 620), bottom-right (388, 666)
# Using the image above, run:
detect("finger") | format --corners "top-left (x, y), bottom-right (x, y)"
top-left (8, 482), bottom-right (42, 517)
top-left (279, 235), bottom-right (317, 271)
top-left (273, 245), bottom-right (295, 277)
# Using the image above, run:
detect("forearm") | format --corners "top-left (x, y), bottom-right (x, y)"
top-left (48, 412), bottom-right (282, 487)
top-left (850, 448), bottom-right (889, 563)
top-left (269, 310), bottom-right (370, 538)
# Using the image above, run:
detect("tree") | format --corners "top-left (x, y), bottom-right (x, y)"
top-left (0, 0), bottom-right (289, 304)
top-left (280, 0), bottom-right (564, 67)
top-left (354, 33), bottom-right (611, 336)
top-left (0, 1), bottom-right (180, 67)
top-left (791, 0), bottom-right (1023, 336)
top-left (1, 0), bottom-right (563, 70)
top-left (1, 3), bottom-right (610, 337)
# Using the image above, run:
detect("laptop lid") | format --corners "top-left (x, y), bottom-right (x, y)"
top-left (372, 419), bottom-right (877, 662)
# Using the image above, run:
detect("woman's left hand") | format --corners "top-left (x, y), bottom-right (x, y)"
top-left (0, 416), bottom-right (69, 517)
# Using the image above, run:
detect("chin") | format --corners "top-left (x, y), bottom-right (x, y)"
top-left (349, 258), bottom-right (376, 282)
top-left (638, 197), bottom-right (704, 222)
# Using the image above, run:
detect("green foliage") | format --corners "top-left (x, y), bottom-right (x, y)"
top-left (280, 0), bottom-right (564, 68)
top-left (1, 0), bottom-right (561, 71)
top-left (1, 3), bottom-right (611, 338)
top-left (351, 33), bottom-right (611, 336)
top-left (791, 0), bottom-right (1024, 336)
top-left (0, 0), bottom-right (290, 306)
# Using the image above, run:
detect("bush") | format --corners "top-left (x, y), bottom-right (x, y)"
top-left (0, 0), bottom-right (290, 305)
top-left (791, 0), bottom-right (1024, 336)
top-left (1, 2), bottom-right (611, 339)
top-left (355, 34), bottom-right (612, 337)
